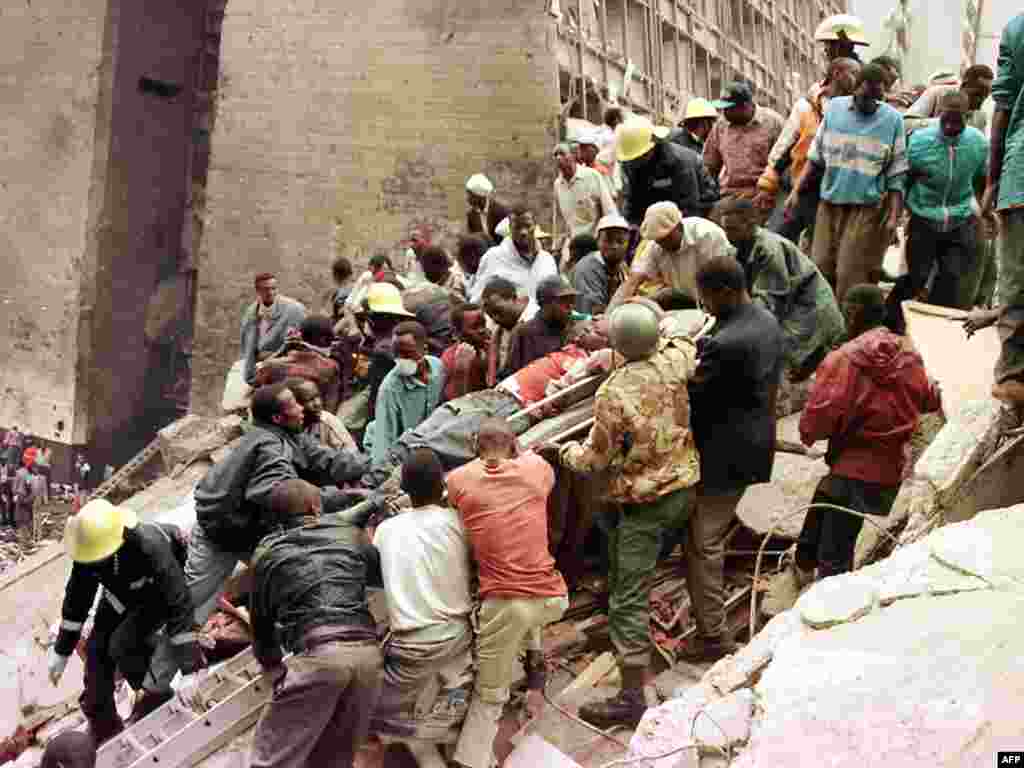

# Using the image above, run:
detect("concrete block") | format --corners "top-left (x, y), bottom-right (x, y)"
top-left (736, 453), bottom-right (829, 540)
top-left (159, 414), bottom-right (244, 471)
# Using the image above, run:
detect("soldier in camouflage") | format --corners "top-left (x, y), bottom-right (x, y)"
top-left (539, 302), bottom-right (700, 729)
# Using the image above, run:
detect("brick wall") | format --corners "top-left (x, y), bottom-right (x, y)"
top-left (0, 1), bottom-right (110, 444)
top-left (191, 0), bottom-right (561, 415)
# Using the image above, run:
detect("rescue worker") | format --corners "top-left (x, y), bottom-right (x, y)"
top-left (617, 115), bottom-right (718, 225)
top-left (670, 98), bottom-right (719, 157)
top-left (48, 499), bottom-right (204, 744)
top-left (248, 479), bottom-right (383, 768)
top-left (794, 286), bottom-right (942, 583)
top-left (813, 14), bottom-right (869, 64)
top-left (541, 302), bottom-right (700, 728)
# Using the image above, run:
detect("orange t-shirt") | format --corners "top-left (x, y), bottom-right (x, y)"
top-left (446, 453), bottom-right (567, 599)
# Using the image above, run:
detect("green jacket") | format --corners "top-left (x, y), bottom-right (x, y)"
top-left (906, 123), bottom-right (988, 230)
top-left (994, 13), bottom-right (1024, 211)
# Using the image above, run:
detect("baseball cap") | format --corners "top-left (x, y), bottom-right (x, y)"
top-left (536, 275), bottom-right (578, 304)
top-left (597, 213), bottom-right (631, 233)
top-left (711, 81), bottom-right (754, 110)
top-left (640, 201), bottom-right (683, 241)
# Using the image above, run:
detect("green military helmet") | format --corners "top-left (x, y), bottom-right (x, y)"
top-left (609, 303), bottom-right (660, 361)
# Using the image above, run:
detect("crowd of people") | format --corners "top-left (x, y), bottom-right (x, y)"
top-left (42, 9), bottom-right (1024, 768)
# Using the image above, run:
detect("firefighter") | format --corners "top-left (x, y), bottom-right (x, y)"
top-left (813, 14), bottom-right (869, 63)
top-left (48, 499), bottom-right (205, 744)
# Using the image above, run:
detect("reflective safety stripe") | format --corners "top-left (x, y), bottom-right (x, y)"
top-left (104, 589), bottom-right (126, 614)
top-left (169, 631), bottom-right (199, 646)
top-left (129, 576), bottom-right (153, 590)
top-left (60, 619), bottom-right (84, 632)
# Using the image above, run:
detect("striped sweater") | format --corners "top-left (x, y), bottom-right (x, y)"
top-left (807, 96), bottom-right (908, 206)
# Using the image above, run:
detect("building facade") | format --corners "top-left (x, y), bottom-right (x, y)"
top-left (1, 0), bottom-right (841, 457)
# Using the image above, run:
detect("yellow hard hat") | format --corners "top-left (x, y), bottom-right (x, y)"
top-left (683, 98), bottom-right (718, 121)
top-left (365, 282), bottom-right (414, 317)
top-left (616, 116), bottom-right (670, 162)
top-left (814, 14), bottom-right (869, 46)
top-left (64, 499), bottom-right (138, 564)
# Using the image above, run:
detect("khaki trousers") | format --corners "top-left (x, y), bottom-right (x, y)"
top-left (453, 595), bottom-right (568, 768)
top-left (811, 201), bottom-right (887, 303)
top-left (250, 639), bottom-right (383, 768)
top-left (684, 489), bottom-right (744, 639)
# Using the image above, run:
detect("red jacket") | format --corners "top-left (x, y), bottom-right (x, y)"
top-left (800, 328), bottom-right (941, 486)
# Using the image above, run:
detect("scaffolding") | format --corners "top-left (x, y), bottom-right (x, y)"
top-left (555, 0), bottom-right (847, 123)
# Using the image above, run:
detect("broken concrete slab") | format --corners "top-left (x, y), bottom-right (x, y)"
top-left (639, 502), bottom-right (1024, 768)
top-left (796, 576), bottom-right (878, 629)
top-left (159, 414), bottom-right (244, 473)
top-left (736, 589), bottom-right (1024, 768)
top-left (903, 300), bottom-right (1000, 411)
top-left (775, 412), bottom-right (825, 455)
top-left (629, 688), bottom-right (752, 767)
top-left (504, 733), bottom-right (583, 768)
top-left (736, 453), bottom-right (828, 540)
top-left (855, 398), bottom-right (1000, 567)
top-left (927, 508), bottom-right (1024, 588)
top-left (703, 610), bottom-right (804, 696)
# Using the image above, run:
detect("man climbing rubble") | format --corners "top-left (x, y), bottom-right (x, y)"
top-left (371, 448), bottom-right (474, 762)
top-left (148, 382), bottom-right (371, 694)
top-left (685, 253), bottom-right (781, 662)
top-left (48, 499), bottom-right (204, 744)
top-left (248, 479), bottom-right (383, 768)
top-left (448, 419), bottom-right (568, 768)
top-left (783, 285), bottom-right (942, 597)
top-left (540, 302), bottom-right (700, 729)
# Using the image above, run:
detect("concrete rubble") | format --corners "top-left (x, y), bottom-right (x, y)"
top-left (627, 503), bottom-right (1024, 768)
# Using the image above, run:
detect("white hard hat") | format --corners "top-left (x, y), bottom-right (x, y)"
top-left (814, 14), bottom-right (869, 46)
top-left (466, 174), bottom-right (494, 196)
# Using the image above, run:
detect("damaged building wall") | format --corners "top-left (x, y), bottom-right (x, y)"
top-left (85, 0), bottom-right (206, 466)
top-left (0, 0), bottom-right (204, 464)
top-left (190, 0), bottom-right (560, 415)
top-left (0, 1), bottom-right (112, 446)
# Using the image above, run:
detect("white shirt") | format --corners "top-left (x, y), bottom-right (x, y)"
top-left (469, 237), bottom-right (558, 321)
top-left (553, 164), bottom-right (617, 240)
top-left (373, 504), bottom-right (473, 639)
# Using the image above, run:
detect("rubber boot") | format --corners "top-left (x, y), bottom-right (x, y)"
top-left (87, 713), bottom-right (125, 747)
top-left (577, 665), bottom-right (647, 729)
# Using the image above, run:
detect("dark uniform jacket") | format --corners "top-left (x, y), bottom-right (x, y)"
top-left (193, 421), bottom-right (370, 554)
top-left (55, 523), bottom-right (202, 672)
top-left (621, 140), bottom-right (719, 225)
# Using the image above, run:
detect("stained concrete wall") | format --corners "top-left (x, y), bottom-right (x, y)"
top-left (86, 0), bottom-right (205, 465)
top-left (0, 2), bottom-right (112, 445)
top-left (191, 0), bottom-right (560, 415)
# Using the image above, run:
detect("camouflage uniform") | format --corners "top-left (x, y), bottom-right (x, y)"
top-left (560, 336), bottom-right (700, 667)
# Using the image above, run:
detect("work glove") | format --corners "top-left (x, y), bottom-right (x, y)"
top-left (171, 668), bottom-right (210, 711)
top-left (47, 648), bottom-right (69, 686)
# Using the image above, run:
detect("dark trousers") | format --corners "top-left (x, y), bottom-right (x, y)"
top-left (81, 597), bottom-right (164, 723)
top-left (770, 186), bottom-right (820, 248)
top-left (896, 216), bottom-right (979, 305)
top-left (795, 474), bottom-right (898, 578)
